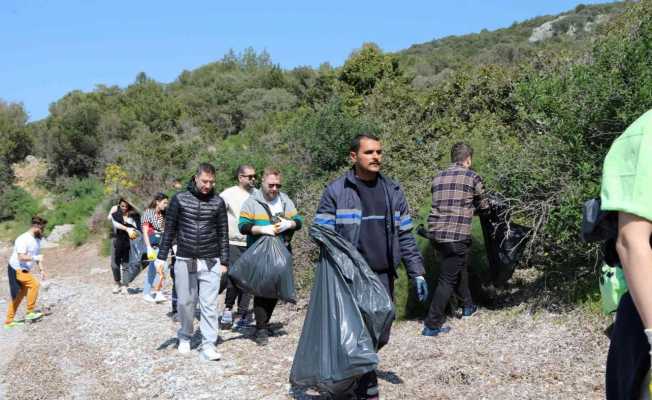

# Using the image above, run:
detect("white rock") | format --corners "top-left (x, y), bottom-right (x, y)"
top-left (528, 16), bottom-right (566, 43)
top-left (46, 224), bottom-right (75, 243)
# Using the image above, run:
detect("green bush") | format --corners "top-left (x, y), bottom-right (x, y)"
top-left (44, 178), bottom-right (104, 245)
top-left (284, 97), bottom-right (378, 175)
top-left (0, 186), bottom-right (38, 222)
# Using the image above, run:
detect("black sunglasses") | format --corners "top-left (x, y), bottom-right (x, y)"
top-left (239, 174), bottom-right (256, 179)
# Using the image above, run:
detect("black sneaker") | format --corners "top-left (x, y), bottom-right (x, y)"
top-left (255, 329), bottom-right (269, 346)
top-left (235, 311), bottom-right (253, 328)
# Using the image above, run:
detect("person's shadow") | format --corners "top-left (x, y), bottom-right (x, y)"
top-left (155, 329), bottom-right (205, 351)
top-left (377, 370), bottom-right (403, 384)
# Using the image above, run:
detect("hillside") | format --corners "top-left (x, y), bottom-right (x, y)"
top-left (397, 2), bottom-right (626, 86)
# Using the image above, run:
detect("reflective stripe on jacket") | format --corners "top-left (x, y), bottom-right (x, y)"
top-left (315, 169), bottom-right (425, 279)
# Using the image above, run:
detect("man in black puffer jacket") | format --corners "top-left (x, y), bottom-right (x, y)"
top-left (156, 163), bottom-right (229, 362)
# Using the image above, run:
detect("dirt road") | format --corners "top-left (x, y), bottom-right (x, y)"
top-left (0, 242), bottom-right (610, 399)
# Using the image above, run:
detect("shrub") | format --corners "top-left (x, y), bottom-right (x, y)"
top-left (0, 186), bottom-right (38, 222)
top-left (44, 178), bottom-right (104, 245)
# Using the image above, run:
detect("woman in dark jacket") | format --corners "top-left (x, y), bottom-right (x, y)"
top-left (110, 198), bottom-right (141, 294)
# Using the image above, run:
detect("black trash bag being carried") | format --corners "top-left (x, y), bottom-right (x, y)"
top-left (480, 196), bottom-right (531, 287)
top-left (123, 233), bottom-right (147, 284)
top-left (580, 198), bottom-right (618, 243)
top-left (229, 236), bottom-right (296, 303)
top-left (290, 225), bottom-right (395, 395)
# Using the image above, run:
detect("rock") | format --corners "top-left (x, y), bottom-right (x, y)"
top-left (47, 224), bottom-right (75, 243)
top-left (41, 195), bottom-right (56, 210)
top-left (584, 14), bottom-right (609, 33)
top-left (40, 239), bottom-right (59, 249)
top-left (529, 16), bottom-right (566, 43)
top-left (25, 155), bottom-right (38, 164)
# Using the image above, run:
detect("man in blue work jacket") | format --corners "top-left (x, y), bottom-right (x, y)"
top-left (315, 133), bottom-right (429, 400)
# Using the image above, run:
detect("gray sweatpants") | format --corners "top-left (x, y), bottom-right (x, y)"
top-left (174, 258), bottom-right (222, 349)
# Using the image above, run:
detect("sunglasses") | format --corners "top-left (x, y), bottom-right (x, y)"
top-left (239, 174), bottom-right (256, 179)
top-left (267, 183), bottom-right (282, 189)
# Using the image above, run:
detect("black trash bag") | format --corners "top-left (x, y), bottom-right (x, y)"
top-left (125, 233), bottom-right (147, 284)
top-left (228, 236), bottom-right (296, 303)
top-left (290, 225), bottom-right (395, 396)
top-left (480, 197), bottom-right (531, 287)
top-left (580, 198), bottom-right (618, 243)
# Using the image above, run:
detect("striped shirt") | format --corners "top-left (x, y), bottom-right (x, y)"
top-left (141, 208), bottom-right (165, 234)
top-left (428, 163), bottom-right (489, 242)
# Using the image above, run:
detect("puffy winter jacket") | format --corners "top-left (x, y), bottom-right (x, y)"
top-left (315, 169), bottom-right (425, 279)
top-left (157, 179), bottom-right (230, 265)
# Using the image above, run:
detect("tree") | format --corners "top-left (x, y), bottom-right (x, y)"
top-left (45, 91), bottom-right (103, 177)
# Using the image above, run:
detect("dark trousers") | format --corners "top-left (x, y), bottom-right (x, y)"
top-left (220, 245), bottom-right (252, 312)
top-left (254, 296), bottom-right (278, 329)
top-left (111, 239), bottom-right (130, 284)
top-left (355, 271), bottom-right (395, 399)
top-left (606, 292), bottom-right (649, 399)
top-left (425, 239), bottom-right (473, 329)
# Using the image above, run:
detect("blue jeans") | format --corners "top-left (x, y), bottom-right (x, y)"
top-left (142, 260), bottom-right (165, 296)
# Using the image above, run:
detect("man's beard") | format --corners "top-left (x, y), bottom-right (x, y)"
top-left (34, 232), bottom-right (43, 239)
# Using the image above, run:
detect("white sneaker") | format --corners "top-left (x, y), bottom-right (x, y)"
top-left (121, 285), bottom-right (130, 295)
top-left (221, 310), bottom-right (233, 326)
top-left (112, 285), bottom-right (121, 294)
top-left (178, 339), bottom-right (191, 355)
top-left (199, 346), bottom-right (221, 361)
top-left (154, 292), bottom-right (167, 303)
top-left (143, 294), bottom-right (156, 303)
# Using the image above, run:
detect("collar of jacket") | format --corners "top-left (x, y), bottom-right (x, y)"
top-left (344, 168), bottom-right (399, 191)
top-left (250, 187), bottom-right (290, 205)
top-left (187, 177), bottom-right (215, 200)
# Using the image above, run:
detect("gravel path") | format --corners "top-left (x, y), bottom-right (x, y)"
top-left (0, 242), bottom-right (611, 399)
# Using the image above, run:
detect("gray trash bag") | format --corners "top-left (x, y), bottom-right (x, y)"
top-left (228, 236), bottom-right (296, 303)
top-left (290, 224), bottom-right (395, 395)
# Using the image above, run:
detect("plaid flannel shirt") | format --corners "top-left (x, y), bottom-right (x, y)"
top-left (428, 163), bottom-right (489, 242)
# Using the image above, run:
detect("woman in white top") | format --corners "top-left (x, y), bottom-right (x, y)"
top-left (141, 193), bottom-right (169, 303)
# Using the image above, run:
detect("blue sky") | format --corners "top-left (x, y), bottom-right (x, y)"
top-left (1, 0), bottom-right (609, 121)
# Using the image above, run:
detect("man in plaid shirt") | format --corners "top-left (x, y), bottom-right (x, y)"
top-left (423, 142), bottom-right (489, 337)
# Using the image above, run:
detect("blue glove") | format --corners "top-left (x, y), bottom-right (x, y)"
top-left (414, 276), bottom-right (429, 303)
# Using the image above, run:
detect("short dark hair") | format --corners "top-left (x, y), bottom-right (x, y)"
top-left (234, 164), bottom-right (255, 180)
top-left (196, 162), bottom-right (216, 176)
top-left (31, 216), bottom-right (47, 227)
top-left (451, 142), bottom-right (473, 163)
top-left (350, 133), bottom-right (380, 153)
